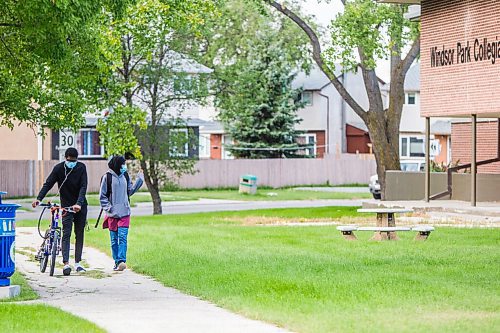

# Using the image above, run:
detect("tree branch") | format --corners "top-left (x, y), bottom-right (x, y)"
top-left (398, 35), bottom-right (420, 78)
top-left (358, 47), bottom-right (383, 112)
top-left (266, 0), bottom-right (367, 120)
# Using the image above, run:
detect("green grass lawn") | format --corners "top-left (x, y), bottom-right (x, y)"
top-left (68, 207), bottom-right (500, 333)
top-left (0, 304), bottom-right (105, 333)
top-left (0, 273), bottom-right (105, 332)
top-left (83, 188), bottom-right (371, 206)
top-left (0, 272), bottom-right (38, 303)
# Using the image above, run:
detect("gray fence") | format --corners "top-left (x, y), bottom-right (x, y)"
top-left (179, 153), bottom-right (376, 188)
top-left (0, 154), bottom-right (376, 198)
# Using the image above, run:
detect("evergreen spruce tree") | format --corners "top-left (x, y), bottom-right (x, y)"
top-left (219, 38), bottom-right (307, 158)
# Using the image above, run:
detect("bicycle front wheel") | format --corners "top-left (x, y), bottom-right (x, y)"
top-left (39, 231), bottom-right (49, 273)
top-left (49, 231), bottom-right (59, 277)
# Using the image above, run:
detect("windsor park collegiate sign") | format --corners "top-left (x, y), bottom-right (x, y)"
top-left (430, 37), bottom-right (500, 68)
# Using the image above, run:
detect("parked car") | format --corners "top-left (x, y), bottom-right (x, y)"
top-left (369, 160), bottom-right (426, 199)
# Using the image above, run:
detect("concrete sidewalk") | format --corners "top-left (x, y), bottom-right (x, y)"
top-left (14, 198), bottom-right (366, 221)
top-left (364, 200), bottom-right (500, 226)
top-left (15, 227), bottom-right (291, 333)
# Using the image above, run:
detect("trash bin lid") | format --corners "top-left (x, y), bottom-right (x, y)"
top-left (0, 192), bottom-right (20, 210)
top-left (241, 174), bottom-right (257, 180)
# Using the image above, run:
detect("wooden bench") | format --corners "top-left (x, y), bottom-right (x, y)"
top-left (336, 225), bottom-right (435, 241)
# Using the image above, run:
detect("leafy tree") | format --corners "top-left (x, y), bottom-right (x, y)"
top-left (98, 0), bottom-right (217, 214)
top-left (196, 0), bottom-right (312, 158)
top-left (0, 0), bottom-right (129, 130)
top-left (265, 0), bottom-right (420, 199)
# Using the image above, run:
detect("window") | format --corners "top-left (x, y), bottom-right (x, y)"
top-left (401, 137), bottom-right (408, 157)
top-left (407, 93), bottom-right (416, 105)
top-left (297, 134), bottom-right (316, 157)
top-left (79, 129), bottom-right (104, 158)
top-left (199, 134), bottom-right (211, 159)
top-left (174, 75), bottom-right (198, 95)
top-left (400, 136), bottom-right (425, 158)
top-left (170, 129), bottom-right (189, 157)
top-left (222, 135), bottom-right (234, 160)
top-left (300, 91), bottom-right (313, 106)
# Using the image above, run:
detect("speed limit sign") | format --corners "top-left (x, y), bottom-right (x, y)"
top-left (59, 129), bottom-right (76, 160)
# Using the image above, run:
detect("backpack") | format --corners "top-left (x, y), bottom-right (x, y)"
top-left (95, 171), bottom-right (130, 228)
top-left (103, 171), bottom-right (130, 202)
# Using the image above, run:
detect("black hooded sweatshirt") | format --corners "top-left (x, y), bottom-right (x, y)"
top-left (37, 162), bottom-right (88, 207)
top-left (108, 156), bottom-right (126, 176)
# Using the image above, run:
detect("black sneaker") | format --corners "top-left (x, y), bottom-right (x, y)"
top-left (63, 265), bottom-right (72, 276)
top-left (113, 263), bottom-right (118, 271)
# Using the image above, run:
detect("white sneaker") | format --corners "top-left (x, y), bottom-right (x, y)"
top-left (63, 264), bottom-right (72, 276)
top-left (75, 263), bottom-right (86, 273)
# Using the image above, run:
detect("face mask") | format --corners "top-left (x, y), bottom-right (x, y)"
top-left (65, 161), bottom-right (77, 169)
top-left (120, 164), bottom-right (127, 175)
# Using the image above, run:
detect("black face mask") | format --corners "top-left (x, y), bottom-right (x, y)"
top-left (108, 156), bottom-right (125, 175)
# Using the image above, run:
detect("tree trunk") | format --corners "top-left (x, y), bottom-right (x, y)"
top-left (365, 111), bottom-right (401, 200)
top-left (266, 1), bottom-right (420, 199)
top-left (140, 160), bottom-right (163, 214)
top-left (150, 186), bottom-right (162, 215)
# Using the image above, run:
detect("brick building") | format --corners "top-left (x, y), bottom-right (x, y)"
top-left (382, 0), bottom-right (500, 205)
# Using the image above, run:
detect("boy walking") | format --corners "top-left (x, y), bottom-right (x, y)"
top-left (33, 147), bottom-right (88, 276)
top-left (99, 155), bottom-right (143, 271)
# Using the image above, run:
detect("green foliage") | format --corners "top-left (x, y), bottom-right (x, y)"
top-left (96, 0), bottom-right (218, 213)
top-left (219, 38), bottom-right (307, 158)
top-left (85, 209), bottom-right (500, 333)
top-left (200, 0), bottom-right (312, 158)
top-left (0, 1), bottom-right (126, 130)
top-left (0, 304), bottom-right (105, 332)
top-left (96, 105), bottom-right (147, 159)
top-left (325, 0), bottom-right (419, 71)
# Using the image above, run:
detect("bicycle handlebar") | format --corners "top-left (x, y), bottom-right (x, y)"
top-left (38, 202), bottom-right (76, 213)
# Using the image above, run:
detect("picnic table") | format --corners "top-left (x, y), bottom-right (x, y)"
top-left (336, 208), bottom-right (436, 241)
top-left (357, 208), bottom-right (413, 240)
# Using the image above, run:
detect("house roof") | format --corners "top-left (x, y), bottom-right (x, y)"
top-left (166, 51), bottom-right (213, 74)
top-left (431, 120), bottom-right (451, 135)
top-left (381, 62), bottom-right (420, 92)
top-left (404, 63), bottom-right (420, 91)
top-left (292, 66), bottom-right (340, 90)
top-left (191, 118), bottom-right (225, 133)
top-left (293, 65), bottom-right (386, 91)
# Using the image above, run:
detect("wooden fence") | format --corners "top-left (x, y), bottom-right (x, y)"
top-left (0, 154), bottom-right (376, 198)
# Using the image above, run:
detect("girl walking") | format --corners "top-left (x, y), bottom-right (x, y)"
top-left (100, 155), bottom-right (144, 271)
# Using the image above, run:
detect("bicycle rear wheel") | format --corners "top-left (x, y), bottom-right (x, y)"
top-left (49, 231), bottom-right (59, 277)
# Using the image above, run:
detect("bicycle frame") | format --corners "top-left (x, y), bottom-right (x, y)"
top-left (36, 202), bottom-right (73, 275)
top-left (42, 205), bottom-right (62, 258)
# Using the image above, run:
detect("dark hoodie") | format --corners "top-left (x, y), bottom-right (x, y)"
top-left (108, 156), bottom-right (126, 176)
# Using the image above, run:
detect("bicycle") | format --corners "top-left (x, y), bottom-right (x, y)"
top-left (35, 202), bottom-right (75, 276)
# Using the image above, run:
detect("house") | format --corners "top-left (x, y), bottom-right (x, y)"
top-left (293, 64), bottom-right (452, 164)
top-left (393, 63), bottom-right (451, 165)
top-left (0, 51), bottom-right (216, 162)
top-left (199, 65), bottom-right (388, 159)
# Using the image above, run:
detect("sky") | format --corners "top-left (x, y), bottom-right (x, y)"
top-left (300, 0), bottom-right (392, 82)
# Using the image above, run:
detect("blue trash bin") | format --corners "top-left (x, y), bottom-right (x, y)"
top-left (0, 192), bottom-right (20, 287)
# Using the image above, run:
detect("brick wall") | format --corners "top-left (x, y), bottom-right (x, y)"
top-left (451, 121), bottom-right (500, 174)
top-left (421, 0), bottom-right (500, 117)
